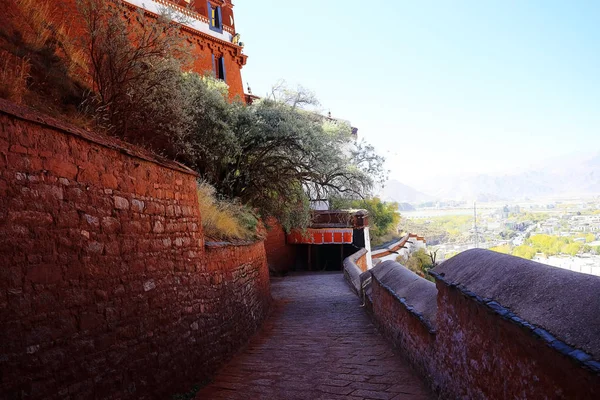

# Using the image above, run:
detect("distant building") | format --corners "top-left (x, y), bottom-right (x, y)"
top-left (513, 237), bottom-right (524, 246)
top-left (538, 218), bottom-right (560, 234)
top-left (326, 112), bottom-right (359, 140)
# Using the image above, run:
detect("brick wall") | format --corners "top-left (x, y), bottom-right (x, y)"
top-left (0, 99), bottom-right (270, 399)
top-left (352, 250), bottom-right (600, 399)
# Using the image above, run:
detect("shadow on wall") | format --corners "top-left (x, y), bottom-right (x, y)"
top-left (344, 248), bottom-right (600, 400)
top-left (0, 99), bottom-right (271, 399)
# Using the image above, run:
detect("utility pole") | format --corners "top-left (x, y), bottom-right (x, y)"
top-left (474, 201), bottom-right (479, 249)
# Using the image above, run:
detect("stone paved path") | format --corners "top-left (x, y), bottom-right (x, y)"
top-left (195, 273), bottom-right (433, 400)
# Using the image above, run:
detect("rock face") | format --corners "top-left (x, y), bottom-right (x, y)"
top-left (0, 99), bottom-right (271, 399)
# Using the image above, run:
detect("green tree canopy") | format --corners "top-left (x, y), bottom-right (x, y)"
top-left (489, 244), bottom-right (511, 255)
top-left (75, 2), bottom-right (387, 231)
top-left (562, 242), bottom-right (582, 256)
top-left (397, 248), bottom-right (434, 281)
top-left (512, 245), bottom-right (537, 260)
top-left (330, 197), bottom-right (400, 244)
top-left (527, 234), bottom-right (575, 257)
top-left (177, 77), bottom-right (387, 230)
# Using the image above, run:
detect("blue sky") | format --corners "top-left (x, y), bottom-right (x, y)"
top-left (235, 0), bottom-right (600, 187)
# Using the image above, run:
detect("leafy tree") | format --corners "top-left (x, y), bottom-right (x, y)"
top-left (526, 234), bottom-right (584, 257)
top-left (330, 197), bottom-right (400, 243)
top-left (397, 248), bottom-right (434, 281)
top-left (177, 73), bottom-right (239, 186)
top-left (76, 0), bottom-right (191, 154)
top-left (510, 212), bottom-right (549, 224)
top-left (178, 79), bottom-right (386, 230)
top-left (267, 79), bottom-right (320, 110)
top-left (512, 245), bottom-right (536, 260)
top-left (489, 244), bottom-right (511, 254)
top-left (73, 3), bottom-right (386, 231)
top-left (561, 242), bottom-right (582, 256)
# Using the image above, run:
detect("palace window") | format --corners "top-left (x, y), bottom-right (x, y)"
top-left (213, 55), bottom-right (226, 81)
top-left (208, 2), bottom-right (222, 32)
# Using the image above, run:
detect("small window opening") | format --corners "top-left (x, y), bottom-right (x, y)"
top-left (214, 56), bottom-right (226, 81)
top-left (210, 4), bottom-right (222, 29)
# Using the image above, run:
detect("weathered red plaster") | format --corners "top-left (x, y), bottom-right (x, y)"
top-left (355, 251), bottom-right (368, 272)
top-left (263, 218), bottom-right (296, 274)
top-left (6, 0), bottom-right (248, 101)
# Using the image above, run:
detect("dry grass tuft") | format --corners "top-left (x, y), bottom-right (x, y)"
top-left (13, 0), bottom-right (90, 82)
top-left (197, 182), bottom-right (258, 241)
top-left (56, 24), bottom-right (90, 83)
top-left (0, 51), bottom-right (30, 103)
top-left (15, 0), bottom-right (55, 51)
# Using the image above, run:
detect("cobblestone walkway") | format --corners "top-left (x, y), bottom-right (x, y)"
top-left (196, 273), bottom-right (433, 400)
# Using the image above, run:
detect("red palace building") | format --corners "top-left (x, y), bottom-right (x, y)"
top-left (47, 0), bottom-right (249, 100)
top-left (123, 0), bottom-right (248, 99)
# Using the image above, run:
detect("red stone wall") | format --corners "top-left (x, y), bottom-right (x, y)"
top-left (0, 100), bottom-right (270, 399)
top-left (263, 218), bottom-right (296, 274)
top-left (365, 264), bottom-right (600, 399)
top-left (369, 280), bottom-right (436, 383)
top-left (434, 284), bottom-right (599, 400)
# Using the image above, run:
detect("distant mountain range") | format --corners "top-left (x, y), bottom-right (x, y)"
top-left (382, 151), bottom-right (600, 204)
top-left (380, 179), bottom-right (434, 204)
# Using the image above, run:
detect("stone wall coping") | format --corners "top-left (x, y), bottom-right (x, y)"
top-left (370, 261), bottom-right (438, 333)
top-left (343, 248), bottom-right (367, 294)
top-left (371, 234), bottom-right (409, 254)
top-left (205, 239), bottom-right (263, 248)
top-left (431, 249), bottom-right (600, 371)
top-left (0, 98), bottom-right (198, 176)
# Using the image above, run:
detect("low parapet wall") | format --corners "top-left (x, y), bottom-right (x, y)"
top-left (371, 235), bottom-right (410, 259)
top-left (348, 249), bottom-right (600, 399)
top-left (368, 260), bottom-right (437, 381)
top-left (371, 233), bottom-right (426, 259)
top-left (342, 248), bottom-right (367, 294)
